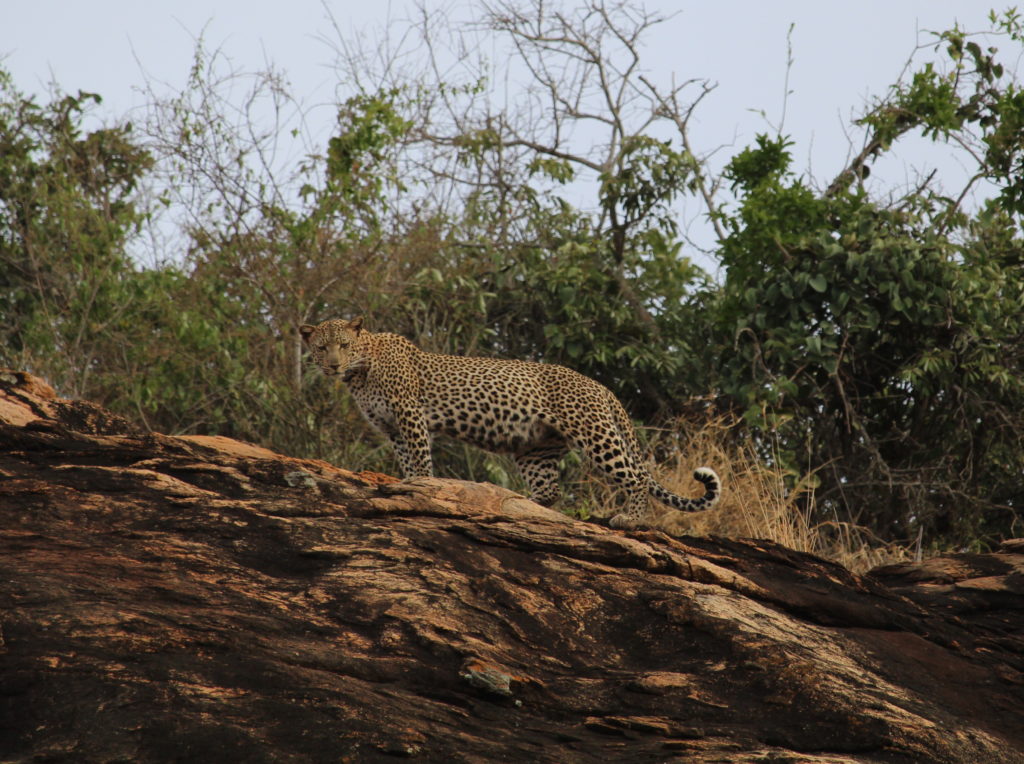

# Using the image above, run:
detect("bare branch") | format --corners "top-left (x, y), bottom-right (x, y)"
top-left (638, 74), bottom-right (726, 243)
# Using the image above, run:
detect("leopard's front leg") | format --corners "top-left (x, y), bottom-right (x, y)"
top-left (390, 405), bottom-right (434, 478)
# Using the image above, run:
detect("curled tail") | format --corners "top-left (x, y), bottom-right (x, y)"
top-left (605, 392), bottom-right (722, 514)
top-left (650, 467), bottom-right (721, 512)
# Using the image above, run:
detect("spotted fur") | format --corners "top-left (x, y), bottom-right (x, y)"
top-left (299, 317), bottom-right (721, 528)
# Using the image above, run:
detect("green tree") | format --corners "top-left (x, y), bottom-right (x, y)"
top-left (142, 46), bottom-right (421, 464)
top-left (0, 68), bottom-right (154, 399)
top-left (716, 70), bottom-right (1024, 547)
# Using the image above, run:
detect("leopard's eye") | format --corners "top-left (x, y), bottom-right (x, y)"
top-left (316, 343), bottom-right (327, 351)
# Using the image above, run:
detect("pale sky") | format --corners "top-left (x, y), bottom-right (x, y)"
top-left (2, 1), bottom-right (1008, 258)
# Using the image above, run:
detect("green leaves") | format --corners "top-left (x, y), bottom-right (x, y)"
top-left (598, 135), bottom-right (690, 235)
top-left (322, 89), bottom-right (413, 227)
top-left (0, 69), bottom-right (153, 390)
top-left (724, 134), bottom-right (794, 191)
top-left (327, 89), bottom-right (412, 183)
top-left (527, 157), bottom-right (575, 184)
top-left (716, 111), bottom-right (1024, 546)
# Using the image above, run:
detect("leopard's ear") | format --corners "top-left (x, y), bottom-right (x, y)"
top-left (348, 316), bottom-right (364, 334)
top-left (299, 324), bottom-right (317, 344)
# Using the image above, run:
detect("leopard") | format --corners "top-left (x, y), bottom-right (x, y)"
top-left (299, 317), bottom-right (721, 529)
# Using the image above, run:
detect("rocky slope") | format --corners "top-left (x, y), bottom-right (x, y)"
top-left (1, 369), bottom-right (1022, 763)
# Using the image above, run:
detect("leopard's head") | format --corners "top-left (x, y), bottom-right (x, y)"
top-left (299, 317), bottom-right (366, 380)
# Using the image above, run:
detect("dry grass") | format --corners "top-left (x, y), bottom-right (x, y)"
top-left (582, 412), bottom-right (915, 574)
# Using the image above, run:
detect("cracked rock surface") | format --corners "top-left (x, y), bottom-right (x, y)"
top-left (1, 369), bottom-right (1023, 763)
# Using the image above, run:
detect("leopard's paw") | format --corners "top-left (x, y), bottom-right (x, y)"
top-left (608, 512), bottom-right (639, 530)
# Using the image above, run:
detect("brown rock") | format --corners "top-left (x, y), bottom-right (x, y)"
top-left (1, 370), bottom-right (1023, 762)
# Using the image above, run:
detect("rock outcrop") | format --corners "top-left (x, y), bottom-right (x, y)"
top-left (2, 370), bottom-right (1023, 763)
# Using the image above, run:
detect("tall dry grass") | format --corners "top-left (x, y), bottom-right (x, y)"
top-left (581, 411), bottom-right (915, 574)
